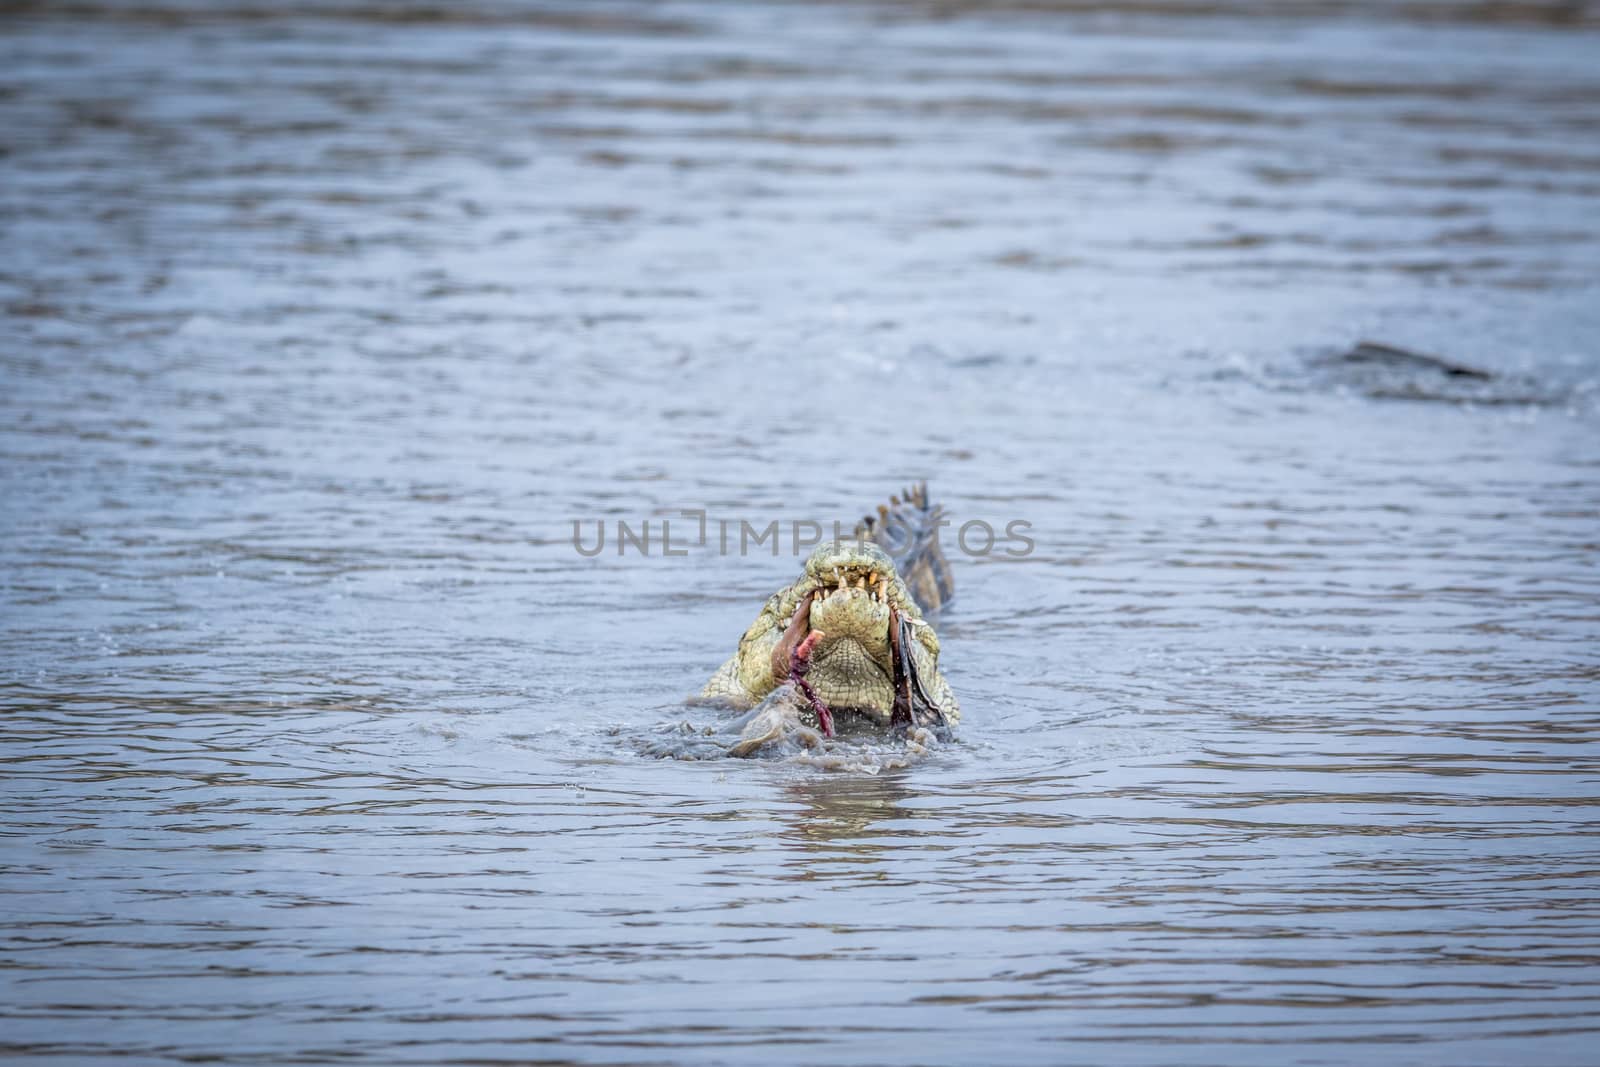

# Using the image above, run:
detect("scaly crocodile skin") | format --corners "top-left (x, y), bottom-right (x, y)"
top-left (853, 481), bottom-right (954, 615)
top-left (699, 487), bottom-right (958, 728)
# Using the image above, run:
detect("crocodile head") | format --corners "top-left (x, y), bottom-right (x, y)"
top-left (699, 539), bottom-right (958, 731)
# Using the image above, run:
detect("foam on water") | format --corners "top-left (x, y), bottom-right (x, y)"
top-left (636, 687), bottom-right (944, 771)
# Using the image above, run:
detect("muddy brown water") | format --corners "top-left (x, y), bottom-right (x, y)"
top-left (3, 2), bottom-right (1599, 1063)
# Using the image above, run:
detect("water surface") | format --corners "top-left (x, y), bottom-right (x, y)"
top-left (3, 1), bottom-right (1599, 1063)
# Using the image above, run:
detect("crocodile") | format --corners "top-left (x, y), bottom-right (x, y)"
top-left (698, 484), bottom-right (959, 737)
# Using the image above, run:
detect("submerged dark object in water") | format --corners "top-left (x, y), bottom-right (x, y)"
top-left (1301, 339), bottom-right (1565, 406)
top-left (1328, 340), bottom-right (1494, 380)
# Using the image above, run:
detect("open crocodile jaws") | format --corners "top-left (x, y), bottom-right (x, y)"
top-left (700, 540), bottom-right (959, 731)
